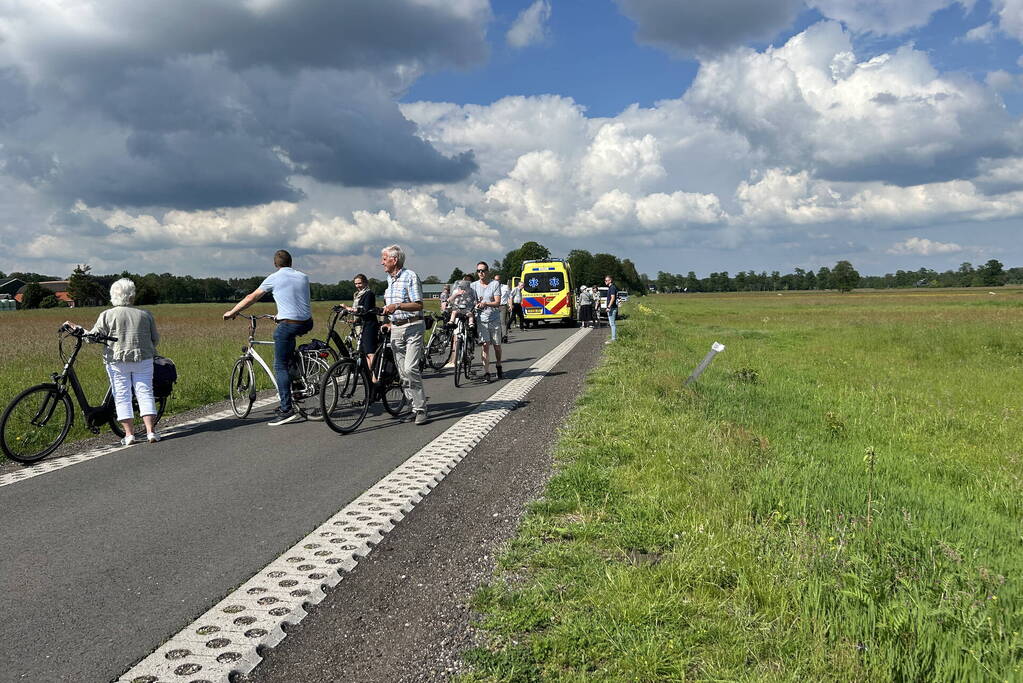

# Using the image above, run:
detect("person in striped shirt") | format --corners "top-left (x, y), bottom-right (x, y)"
top-left (380, 244), bottom-right (429, 425)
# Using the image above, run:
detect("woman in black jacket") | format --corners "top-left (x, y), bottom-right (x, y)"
top-left (344, 274), bottom-right (379, 370)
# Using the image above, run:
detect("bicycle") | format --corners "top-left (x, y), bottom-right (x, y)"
top-left (0, 324), bottom-right (168, 464)
top-left (228, 314), bottom-right (332, 420)
top-left (450, 311), bottom-right (478, 387)
top-left (319, 310), bottom-right (411, 434)
top-left (424, 312), bottom-right (451, 371)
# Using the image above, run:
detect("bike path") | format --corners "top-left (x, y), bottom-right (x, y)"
top-left (0, 326), bottom-right (580, 683)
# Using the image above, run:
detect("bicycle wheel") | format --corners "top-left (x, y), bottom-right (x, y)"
top-left (230, 357), bottom-right (256, 418)
top-left (462, 336), bottom-right (476, 382)
top-left (452, 336), bottom-right (463, 387)
top-left (426, 328), bottom-right (450, 370)
top-left (381, 350), bottom-right (409, 416)
top-left (321, 359), bottom-right (369, 434)
top-left (295, 355), bottom-right (331, 420)
top-left (1, 384), bottom-right (73, 464)
top-left (108, 393), bottom-right (169, 438)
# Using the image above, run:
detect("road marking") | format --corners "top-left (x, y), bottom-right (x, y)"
top-left (0, 398), bottom-right (279, 489)
top-left (116, 327), bottom-right (590, 683)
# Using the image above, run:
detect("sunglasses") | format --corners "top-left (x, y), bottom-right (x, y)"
top-left (477, 268), bottom-right (488, 272)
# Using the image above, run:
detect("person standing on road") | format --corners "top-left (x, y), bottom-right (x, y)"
top-left (343, 274), bottom-right (379, 375)
top-left (578, 285), bottom-right (594, 328)
top-left (604, 274), bottom-right (619, 343)
top-left (510, 280), bottom-right (525, 331)
top-left (494, 274), bottom-right (511, 344)
top-left (591, 285), bottom-right (602, 328)
top-left (472, 261), bottom-right (503, 382)
top-left (381, 244), bottom-right (429, 425)
top-left (66, 278), bottom-right (161, 445)
top-left (224, 250), bottom-right (313, 425)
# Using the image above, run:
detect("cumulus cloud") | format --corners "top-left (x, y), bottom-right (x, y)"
top-left (887, 237), bottom-right (964, 255)
top-left (507, 0), bottom-right (552, 48)
top-left (686, 21), bottom-right (1015, 187)
top-left (992, 0), bottom-right (1023, 41)
top-left (808, 0), bottom-right (971, 35)
top-left (614, 0), bottom-right (804, 57)
top-left (0, 0), bottom-right (486, 210)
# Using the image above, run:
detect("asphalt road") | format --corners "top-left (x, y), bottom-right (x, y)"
top-left (0, 324), bottom-right (589, 683)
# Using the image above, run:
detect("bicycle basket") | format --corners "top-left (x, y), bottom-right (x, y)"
top-left (298, 338), bottom-right (328, 353)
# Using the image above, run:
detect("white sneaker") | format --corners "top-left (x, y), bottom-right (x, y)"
top-left (120, 434), bottom-right (136, 446)
top-left (147, 432), bottom-right (161, 443)
top-left (605, 340), bottom-right (614, 345)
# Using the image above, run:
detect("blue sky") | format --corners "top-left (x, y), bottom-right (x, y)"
top-left (2, 0), bottom-right (1023, 282)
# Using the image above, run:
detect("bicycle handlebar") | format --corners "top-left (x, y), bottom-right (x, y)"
top-left (60, 323), bottom-right (117, 343)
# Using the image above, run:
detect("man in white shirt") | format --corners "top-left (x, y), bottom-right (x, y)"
top-left (494, 273), bottom-right (511, 344)
top-left (471, 261), bottom-right (503, 382)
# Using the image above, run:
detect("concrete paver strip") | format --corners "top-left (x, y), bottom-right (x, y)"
top-left (115, 327), bottom-right (590, 683)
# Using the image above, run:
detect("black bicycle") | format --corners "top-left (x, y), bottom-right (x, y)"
top-left (0, 324), bottom-right (167, 464)
top-left (450, 311), bottom-right (477, 387)
top-left (319, 310), bottom-right (410, 434)
top-left (424, 312), bottom-right (452, 371)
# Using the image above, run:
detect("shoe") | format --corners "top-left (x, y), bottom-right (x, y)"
top-left (414, 410), bottom-right (429, 425)
top-left (605, 340), bottom-right (613, 345)
top-left (482, 372), bottom-right (491, 383)
top-left (120, 434), bottom-right (135, 446)
top-left (501, 336), bottom-right (508, 344)
top-left (496, 365), bottom-right (504, 380)
top-left (147, 432), bottom-right (161, 443)
top-left (269, 408), bottom-right (302, 426)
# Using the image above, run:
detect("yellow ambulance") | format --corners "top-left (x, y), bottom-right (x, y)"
top-left (520, 259), bottom-right (576, 327)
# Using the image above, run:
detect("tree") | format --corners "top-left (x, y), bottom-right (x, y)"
top-left (448, 267), bottom-right (465, 283)
top-left (831, 260), bottom-right (860, 292)
top-left (67, 264), bottom-right (106, 306)
top-left (39, 295), bottom-right (60, 308)
top-left (423, 275), bottom-right (441, 285)
top-left (501, 241), bottom-right (551, 280)
top-left (977, 259), bottom-right (1006, 287)
top-left (816, 266), bottom-right (832, 290)
top-left (19, 282), bottom-right (45, 309)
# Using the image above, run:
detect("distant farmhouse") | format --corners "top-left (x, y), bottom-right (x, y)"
top-left (422, 283), bottom-right (447, 299)
top-left (14, 280), bottom-right (75, 306)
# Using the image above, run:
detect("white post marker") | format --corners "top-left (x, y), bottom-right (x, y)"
top-left (685, 341), bottom-right (725, 385)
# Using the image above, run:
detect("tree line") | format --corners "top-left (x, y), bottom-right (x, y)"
top-left (7, 255), bottom-right (1019, 310)
top-left (647, 259), bottom-right (1017, 293)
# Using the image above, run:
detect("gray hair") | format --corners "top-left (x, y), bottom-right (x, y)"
top-left (110, 278), bottom-right (136, 307)
top-left (381, 244), bottom-right (405, 269)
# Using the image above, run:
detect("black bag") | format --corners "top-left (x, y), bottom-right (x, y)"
top-left (153, 355), bottom-right (177, 397)
top-left (298, 338), bottom-right (329, 354)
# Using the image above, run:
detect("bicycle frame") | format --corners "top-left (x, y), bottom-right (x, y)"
top-left (53, 332), bottom-right (117, 431)
top-left (238, 314), bottom-right (279, 392)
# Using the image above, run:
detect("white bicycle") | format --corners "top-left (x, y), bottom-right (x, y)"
top-left (228, 314), bottom-right (333, 420)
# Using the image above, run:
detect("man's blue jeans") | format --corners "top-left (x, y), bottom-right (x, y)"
top-left (608, 307), bottom-right (618, 341)
top-left (273, 319), bottom-right (313, 411)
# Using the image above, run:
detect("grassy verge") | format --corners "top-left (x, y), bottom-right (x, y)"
top-left (0, 300), bottom-right (442, 458)
top-left (464, 290), bottom-right (1022, 681)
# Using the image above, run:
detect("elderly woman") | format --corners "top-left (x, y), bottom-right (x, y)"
top-left (66, 278), bottom-right (161, 445)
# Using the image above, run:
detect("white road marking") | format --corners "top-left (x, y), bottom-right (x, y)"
top-left (116, 327), bottom-right (590, 683)
top-left (0, 398), bottom-right (279, 489)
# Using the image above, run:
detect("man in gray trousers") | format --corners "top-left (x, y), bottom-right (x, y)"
top-left (380, 244), bottom-right (429, 425)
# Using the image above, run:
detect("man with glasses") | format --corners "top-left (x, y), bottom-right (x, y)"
top-left (605, 274), bottom-right (619, 343)
top-left (380, 244), bottom-right (429, 425)
top-left (471, 261), bottom-right (503, 382)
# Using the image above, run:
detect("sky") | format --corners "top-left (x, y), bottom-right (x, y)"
top-left (2, 0), bottom-right (1023, 283)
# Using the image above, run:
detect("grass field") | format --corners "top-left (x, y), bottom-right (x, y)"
top-left (464, 289), bottom-right (1023, 681)
top-left (0, 300), bottom-right (439, 455)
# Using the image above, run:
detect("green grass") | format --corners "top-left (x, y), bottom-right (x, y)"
top-left (464, 290), bottom-right (1023, 681)
top-left (0, 300), bottom-right (441, 457)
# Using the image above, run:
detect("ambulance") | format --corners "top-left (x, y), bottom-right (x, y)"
top-left (520, 259), bottom-right (576, 327)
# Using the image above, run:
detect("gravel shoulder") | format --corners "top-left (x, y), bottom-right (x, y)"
top-left (246, 327), bottom-right (606, 682)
